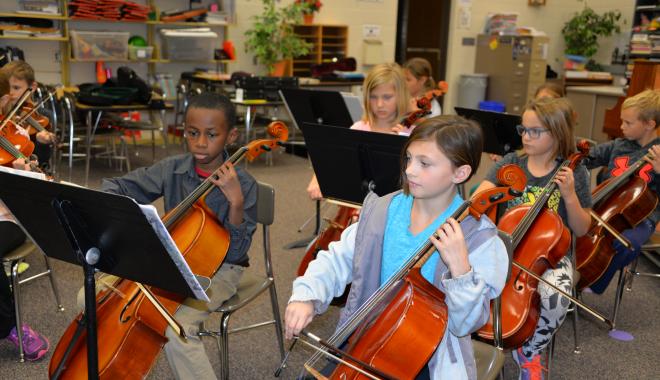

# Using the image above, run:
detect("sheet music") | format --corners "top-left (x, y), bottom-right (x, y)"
top-left (138, 203), bottom-right (210, 302)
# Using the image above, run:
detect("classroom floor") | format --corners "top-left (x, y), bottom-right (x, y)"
top-left (1, 140), bottom-right (658, 379)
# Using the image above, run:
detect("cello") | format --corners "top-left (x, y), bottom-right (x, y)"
top-left (289, 165), bottom-right (525, 380)
top-left (575, 151), bottom-right (658, 290)
top-left (48, 122), bottom-right (289, 380)
top-left (296, 82), bottom-right (450, 279)
top-left (400, 81), bottom-right (449, 129)
top-left (478, 142), bottom-right (590, 348)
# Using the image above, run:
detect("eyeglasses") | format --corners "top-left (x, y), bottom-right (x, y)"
top-left (516, 125), bottom-right (550, 139)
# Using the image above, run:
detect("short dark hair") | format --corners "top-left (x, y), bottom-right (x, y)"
top-left (186, 92), bottom-right (237, 129)
top-left (401, 115), bottom-right (483, 193)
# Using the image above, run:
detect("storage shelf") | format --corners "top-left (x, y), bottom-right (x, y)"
top-left (0, 12), bottom-right (67, 20)
top-left (0, 35), bottom-right (67, 41)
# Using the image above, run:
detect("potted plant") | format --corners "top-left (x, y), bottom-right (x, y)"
top-left (245, 0), bottom-right (312, 76)
top-left (562, 7), bottom-right (622, 71)
top-left (296, 0), bottom-right (323, 24)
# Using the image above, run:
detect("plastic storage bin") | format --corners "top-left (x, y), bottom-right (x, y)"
top-left (160, 29), bottom-right (218, 61)
top-left (479, 101), bottom-right (505, 113)
top-left (129, 45), bottom-right (154, 60)
top-left (70, 31), bottom-right (129, 60)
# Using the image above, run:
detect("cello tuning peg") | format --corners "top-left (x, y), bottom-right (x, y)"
top-left (260, 145), bottom-right (272, 152)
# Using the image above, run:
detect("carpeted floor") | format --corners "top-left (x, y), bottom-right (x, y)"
top-left (0, 139), bottom-right (658, 380)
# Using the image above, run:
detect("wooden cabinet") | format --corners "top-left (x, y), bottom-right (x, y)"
top-left (475, 34), bottom-right (549, 114)
top-left (289, 24), bottom-right (348, 77)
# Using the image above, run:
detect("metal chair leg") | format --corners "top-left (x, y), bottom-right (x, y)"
top-left (268, 282), bottom-right (285, 362)
top-left (11, 261), bottom-right (25, 362)
top-left (217, 312), bottom-right (232, 380)
top-left (571, 288), bottom-right (581, 354)
top-left (43, 256), bottom-right (64, 312)
top-left (611, 267), bottom-right (628, 330)
top-left (625, 256), bottom-right (639, 291)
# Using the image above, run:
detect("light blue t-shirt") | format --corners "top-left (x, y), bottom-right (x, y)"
top-left (380, 193), bottom-right (464, 285)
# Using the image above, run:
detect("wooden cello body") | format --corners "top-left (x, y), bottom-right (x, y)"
top-left (328, 269), bottom-right (448, 380)
top-left (49, 122), bottom-right (289, 380)
top-left (576, 161), bottom-right (658, 290)
top-left (478, 206), bottom-right (570, 348)
top-left (303, 165), bottom-right (526, 379)
top-left (478, 143), bottom-right (589, 348)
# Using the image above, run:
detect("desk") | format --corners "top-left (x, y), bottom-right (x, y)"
top-left (75, 102), bottom-right (173, 186)
top-left (566, 86), bottom-right (626, 143)
top-left (231, 99), bottom-right (283, 145)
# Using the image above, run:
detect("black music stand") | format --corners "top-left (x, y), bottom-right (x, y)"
top-left (279, 89), bottom-right (354, 249)
top-left (300, 122), bottom-right (407, 205)
top-left (280, 88), bottom-right (354, 129)
top-left (455, 106), bottom-right (523, 156)
top-left (0, 171), bottom-right (207, 380)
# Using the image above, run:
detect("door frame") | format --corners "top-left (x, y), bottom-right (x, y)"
top-left (395, 0), bottom-right (451, 81)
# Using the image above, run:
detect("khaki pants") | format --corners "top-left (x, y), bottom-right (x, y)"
top-left (164, 264), bottom-right (244, 380)
top-left (76, 264), bottom-right (244, 380)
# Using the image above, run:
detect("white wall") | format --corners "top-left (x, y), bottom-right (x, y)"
top-left (443, 0), bottom-right (635, 114)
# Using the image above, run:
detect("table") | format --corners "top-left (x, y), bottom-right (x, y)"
top-left (75, 102), bottom-right (173, 186)
top-left (231, 99), bottom-right (283, 145)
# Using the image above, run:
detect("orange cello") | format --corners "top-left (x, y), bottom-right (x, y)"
top-left (478, 142), bottom-right (590, 348)
top-left (296, 165), bottom-right (525, 380)
top-left (575, 151), bottom-right (658, 290)
top-left (48, 122), bottom-right (289, 380)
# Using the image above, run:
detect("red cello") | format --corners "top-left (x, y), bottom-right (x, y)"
top-left (478, 142), bottom-right (590, 348)
top-left (48, 122), bottom-right (289, 380)
top-left (401, 81), bottom-right (449, 129)
top-left (298, 165), bottom-right (526, 380)
top-left (575, 151), bottom-right (658, 289)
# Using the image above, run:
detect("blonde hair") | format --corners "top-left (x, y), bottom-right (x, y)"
top-left (524, 97), bottom-right (576, 160)
top-left (362, 63), bottom-right (409, 126)
top-left (622, 89), bottom-right (660, 127)
top-left (401, 115), bottom-right (483, 193)
top-left (0, 60), bottom-right (35, 86)
top-left (403, 57), bottom-right (436, 93)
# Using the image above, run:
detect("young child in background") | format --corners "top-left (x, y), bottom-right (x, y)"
top-left (288, 116), bottom-right (508, 379)
top-left (403, 57), bottom-right (442, 117)
top-left (473, 97), bottom-right (593, 380)
top-left (307, 62), bottom-right (409, 200)
top-left (489, 82), bottom-right (565, 163)
top-left (0, 61), bottom-right (56, 170)
top-left (101, 92), bottom-right (257, 379)
top-left (583, 89), bottom-right (660, 294)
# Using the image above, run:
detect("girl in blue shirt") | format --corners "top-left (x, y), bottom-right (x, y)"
top-left (285, 116), bottom-right (509, 380)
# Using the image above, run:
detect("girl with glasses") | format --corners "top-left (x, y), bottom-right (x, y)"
top-left (472, 97), bottom-right (593, 380)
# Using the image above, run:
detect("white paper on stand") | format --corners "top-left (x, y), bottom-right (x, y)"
top-left (138, 204), bottom-right (210, 302)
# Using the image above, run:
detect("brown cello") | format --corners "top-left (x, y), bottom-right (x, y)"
top-left (478, 142), bottom-right (590, 348)
top-left (296, 165), bottom-right (525, 380)
top-left (575, 152), bottom-right (658, 290)
top-left (48, 122), bottom-right (289, 380)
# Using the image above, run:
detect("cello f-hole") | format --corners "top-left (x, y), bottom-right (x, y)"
top-left (119, 293), bottom-right (140, 323)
